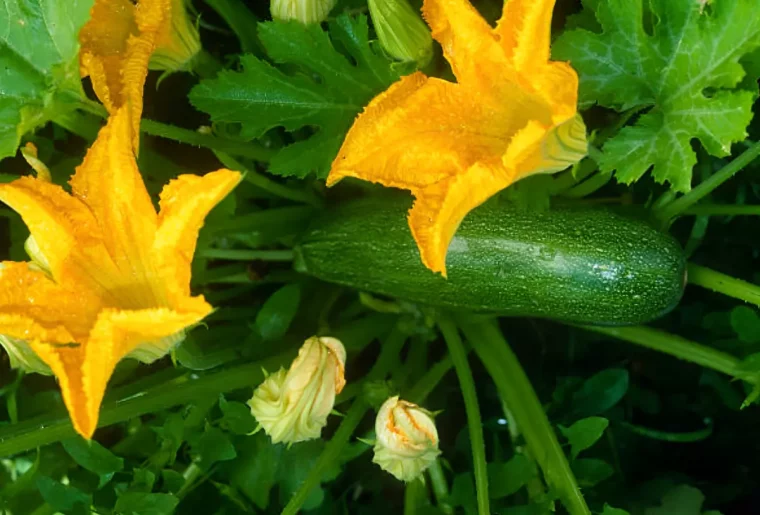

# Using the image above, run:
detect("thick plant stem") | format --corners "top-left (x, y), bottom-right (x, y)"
top-left (682, 204), bottom-right (760, 216)
top-left (687, 263), bottom-right (760, 308)
top-left (280, 400), bottom-right (370, 515)
top-left (459, 318), bottom-right (590, 515)
top-left (74, 98), bottom-right (274, 161)
top-left (428, 460), bottom-right (454, 515)
top-left (439, 319), bottom-right (490, 515)
top-left (404, 479), bottom-right (423, 515)
top-left (656, 140), bottom-right (760, 222)
top-left (197, 249), bottom-right (295, 261)
top-left (573, 324), bottom-right (756, 384)
top-left (0, 351), bottom-right (294, 458)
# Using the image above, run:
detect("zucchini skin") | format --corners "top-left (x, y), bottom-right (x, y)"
top-left (294, 196), bottom-right (686, 325)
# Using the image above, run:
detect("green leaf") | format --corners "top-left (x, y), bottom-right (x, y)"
top-left (114, 492), bottom-right (179, 515)
top-left (36, 476), bottom-right (91, 513)
top-left (570, 368), bottom-right (629, 417)
top-left (487, 454), bottom-right (535, 499)
top-left (0, 0), bottom-right (93, 158)
top-left (160, 469), bottom-right (185, 494)
top-left (62, 436), bottom-right (124, 489)
top-left (644, 485), bottom-right (714, 515)
top-left (554, 0), bottom-right (760, 191)
top-left (218, 395), bottom-right (258, 435)
top-left (191, 426), bottom-right (237, 468)
top-left (189, 14), bottom-right (400, 178)
top-left (570, 458), bottom-right (614, 487)
top-left (253, 283), bottom-right (301, 342)
top-left (559, 416), bottom-right (609, 459)
top-left (449, 472), bottom-right (478, 515)
top-left (230, 433), bottom-right (281, 510)
top-left (602, 504), bottom-right (631, 515)
top-left (730, 306), bottom-right (760, 343)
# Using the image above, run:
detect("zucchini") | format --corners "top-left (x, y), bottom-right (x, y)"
top-left (293, 196), bottom-right (686, 325)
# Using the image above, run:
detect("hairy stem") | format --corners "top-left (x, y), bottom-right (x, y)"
top-left (688, 263), bottom-right (760, 308)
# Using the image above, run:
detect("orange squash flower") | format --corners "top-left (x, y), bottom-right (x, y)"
top-left (0, 106), bottom-right (240, 438)
top-left (327, 0), bottom-right (588, 276)
top-left (79, 0), bottom-right (200, 149)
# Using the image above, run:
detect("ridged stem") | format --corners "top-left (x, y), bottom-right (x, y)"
top-left (687, 263), bottom-right (760, 308)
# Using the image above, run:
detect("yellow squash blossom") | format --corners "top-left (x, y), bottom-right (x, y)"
top-left (0, 106), bottom-right (241, 438)
top-left (327, 0), bottom-right (588, 276)
top-left (79, 0), bottom-right (200, 149)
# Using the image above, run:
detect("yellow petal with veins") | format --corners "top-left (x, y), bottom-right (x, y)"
top-left (80, 0), bottom-right (171, 150)
top-left (31, 307), bottom-right (209, 438)
top-left (327, 0), bottom-right (587, 275)
top-left (154, 170), bottom-right (243, 302)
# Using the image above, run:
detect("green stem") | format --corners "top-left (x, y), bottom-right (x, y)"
top-left (428, 460), bottom-right (454, 515)
top-left (687, 263), bottom-right (760, 308)
top-left (213, 152), bottom-right (322, 207)
top-left (280, 400), bottom-right (369, 515)
top-left (404, 478), bottom-right (423, 515)
top-left (656, 140), bottom-right (760, 222)
top-left (0, 351), bottom-right (293, 458)
top-left (682, 204), bottom-right (760, 216)
top-left (573, 324), bottom-right (757, 383)
top-left (197, 249), bottom-right (295, 261)
top-left (75, 98), bottom-right (274, 161)
top-left (52, 111), bottom-right (100, 140)
top-left (459, 319), bottom-right (590, 515)
top-left (619, 420), bottom-right (713, 443)
top-left (438, 319), bottom-right (489, 515)
top-left (560, 171), bottom-right (612, 198)
top-left (406, 355), bottom-right (454, 404)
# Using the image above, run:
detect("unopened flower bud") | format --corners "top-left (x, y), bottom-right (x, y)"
top-left (271, 0), bottom-right (336, 25)
top-left (368, 0), bottom-right (433, 66)
top-left (373, 396), bottom-right (440, 481)
top-left (151, 0), bottom-right (201, 73)
top-left (248, 336), bottom-right (346, 444)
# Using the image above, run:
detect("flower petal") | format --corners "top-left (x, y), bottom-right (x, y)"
top-left (502, 115), bottom-right (588, 178)
top-left (408, 161), bottom-right (511, 276)
top-left (70, 106), bottom-right (161, 306)
top-left (496, 0), bottom-right (555, 71)
top-left (421, 0), bottom-right (506, 86)
top-left (153, 169), bottom-right (242, 301)
top-left (0, 178), bottom-right (118, 290)
top-left (0, 262), bottom-right (100, 343)
top-left (328, 73), bottom-right (542, 189)
top-left (31, 306), bottom-right (211, 438)
top-left (80, 0), bottom-right (171, 148)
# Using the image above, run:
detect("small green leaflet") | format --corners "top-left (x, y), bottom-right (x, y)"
top-left (554, 0), bottom-right (760, 192)
top-left (0, 0), bottom-right (93, 159)
top-left (189, 15), bottom-right (402, 179)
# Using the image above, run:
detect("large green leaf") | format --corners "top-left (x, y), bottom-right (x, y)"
top-left (554, 0), bottom-right (760, 191)
top-left (0, 0), bottom-right (93, 158)
top-left (189, 14), bottom-right (401, 179)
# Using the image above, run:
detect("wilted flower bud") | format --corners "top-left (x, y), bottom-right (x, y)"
top-left (368, 0), bottom-right (433, 66)
top-left (373, 396), bottom-right (440, 481)
top-left (151, 0), bottom-right (201, 73)
top-left (248, 336), bottom-right (346, 444)
top-left (270, 0), bottom-right (337, 25)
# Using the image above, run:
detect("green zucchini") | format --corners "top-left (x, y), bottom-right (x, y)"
top-left (293, 196), bottom-right (686, 325)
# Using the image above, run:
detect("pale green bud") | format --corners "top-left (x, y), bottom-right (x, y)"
top-left (373, 396), bottom-right (440, 481)
top-left (368, 0), bottom-right (433, 65)
top-left (150, 0), bottom-right (201, 73)
top-left (0, 335), bottom-right (52, 375)
top-left (248, 336), bottom-right (347, 444)
top-left (271, 0), bottom-right (337, 25)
